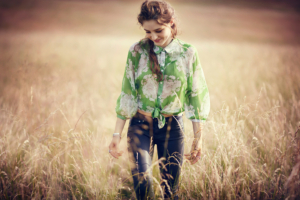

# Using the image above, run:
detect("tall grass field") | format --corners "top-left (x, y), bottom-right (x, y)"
top-left (0, 0), bottom-right (300, 199)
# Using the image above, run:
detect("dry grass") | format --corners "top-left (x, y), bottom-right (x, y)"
top-left (0, 0), bottom-right (300, 199)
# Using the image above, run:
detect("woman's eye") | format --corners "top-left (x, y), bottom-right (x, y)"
top-left (145, 30), bottom-right (162, 34)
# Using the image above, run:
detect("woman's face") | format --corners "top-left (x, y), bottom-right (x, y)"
top-left (142, 19), bottom-right (173, 48)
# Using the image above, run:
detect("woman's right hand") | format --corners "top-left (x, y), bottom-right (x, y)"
top-left (108, 136), bottom-right (124, 159)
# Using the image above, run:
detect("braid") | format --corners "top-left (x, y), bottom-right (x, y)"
top-left (148, 39), bottom-right (163, 82)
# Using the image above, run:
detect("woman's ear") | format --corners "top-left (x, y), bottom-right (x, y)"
top-left (170, 18), bottom-right (174, 26)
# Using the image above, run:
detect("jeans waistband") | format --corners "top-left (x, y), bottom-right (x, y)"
top-left (132, 112), bottom-right (182, 123)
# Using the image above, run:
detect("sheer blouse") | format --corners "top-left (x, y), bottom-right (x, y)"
top-left (115, 38), bottom-right (210, 128)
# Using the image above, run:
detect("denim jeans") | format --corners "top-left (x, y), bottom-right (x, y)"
top-left (127, 112), bottom-right (185, 200)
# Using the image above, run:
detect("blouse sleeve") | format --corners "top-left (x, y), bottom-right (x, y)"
top-left (185, 46), bottom-right (210, 123)
top-left (115, 44), bottom-right (138, 120)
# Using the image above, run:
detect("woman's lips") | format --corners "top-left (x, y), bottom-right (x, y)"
top-left (154, 39), bottom-right (161, 43)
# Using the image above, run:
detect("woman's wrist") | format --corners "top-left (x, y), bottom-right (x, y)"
top-left (112, 133), bottom-right (122, 140)
top-left (191, 121), bottom-right (203, 152)
top-left (192, 121), bottom-right (203, 139)
top-left (114, 118), bottom-right (126, 138)
top-left (192, 137), bottom-right (201, 151)
top-left (113, 132), bottom-right (121, 137)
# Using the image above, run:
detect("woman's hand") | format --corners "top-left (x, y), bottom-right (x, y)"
top-left (185, 121), bottom-right (203, 164)
top-left (184, 149), bottom-right (201, 165)
top-left (109, 118), bottom-right (126, 159)
top-left (184, 137), bottom-right (201, 165)
top-left (108, 136), bottom-right (124, 159)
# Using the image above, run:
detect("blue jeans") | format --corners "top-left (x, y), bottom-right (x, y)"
top-left (127, 112), bottom-right (185, 200)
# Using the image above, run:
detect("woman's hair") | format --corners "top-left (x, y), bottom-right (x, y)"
top-left (136, 0), bottom-right (178, 82)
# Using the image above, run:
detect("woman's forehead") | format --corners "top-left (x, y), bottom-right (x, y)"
top-left (142, 20), bottom-right (164, 31)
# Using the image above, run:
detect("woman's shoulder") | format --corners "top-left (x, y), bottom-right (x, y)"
top-left (129, 38), bottom-right (148, 54)
top-left (175, 38), bottom-right (197, 56)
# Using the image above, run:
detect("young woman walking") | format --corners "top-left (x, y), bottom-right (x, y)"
top-left (109, 0), bottom-right (210, 199)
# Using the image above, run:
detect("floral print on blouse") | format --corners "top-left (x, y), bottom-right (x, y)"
top-left (116, 38), bottom-right (210, 129)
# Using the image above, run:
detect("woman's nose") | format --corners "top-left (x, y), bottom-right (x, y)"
top-left (151, 33), bottom-right (157, 40)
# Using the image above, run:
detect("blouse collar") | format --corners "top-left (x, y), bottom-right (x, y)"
top-left (153, 38), bottom-right (180, 55)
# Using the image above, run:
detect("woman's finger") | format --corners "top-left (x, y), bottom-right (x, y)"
top-left (184, 154), bottom-right (192, 160)
top-left (185, 156), bottom-right (196, 164)
top-left (110, 151), bottom-right (119, 159)
top-left (117, 150), bottom-right (124, 156)
top-left (189, 153), bottom-right (196, 161)
top-left (191, 156), bottom-right (200, 165)
top-left (110, 149), bottom-right (124, 159)
top-left (184, 152), bottom-right (197, 160)
top-left (190, 152), bottom-right (201, 165)
top-left (192, 151), bottom-right (198, 157)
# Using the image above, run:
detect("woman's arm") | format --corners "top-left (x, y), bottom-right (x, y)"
top-left (184, 45), bottom-right (209, 165)
top-left (192, 121), bottom-right (203, 151)
top-left (185, 121), bottom-right (203, 165)
top-left (110, 43), bottom-right (139, 158)
top-left (109, 118), bottom-right (127, 159)
top-left (114, 117), bottom-right (127, 135)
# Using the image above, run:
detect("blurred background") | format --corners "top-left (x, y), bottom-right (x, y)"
top-left (0, 0), bottom-right (300, 199)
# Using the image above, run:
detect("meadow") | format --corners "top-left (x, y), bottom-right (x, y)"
top-left (0, 0), bottom-right (300, 199)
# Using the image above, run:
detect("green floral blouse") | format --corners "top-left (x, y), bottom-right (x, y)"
top-left (116, 38), bottom-right (210, 128)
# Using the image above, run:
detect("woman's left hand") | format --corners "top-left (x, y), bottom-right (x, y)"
top-left (184, 148), bottom-right (201, 165)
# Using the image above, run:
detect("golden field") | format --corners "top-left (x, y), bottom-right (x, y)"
top-left (0, 0), bottom-right (300, 199)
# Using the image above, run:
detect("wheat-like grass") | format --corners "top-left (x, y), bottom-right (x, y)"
top-left (0, 1), bottom-right (300, 199)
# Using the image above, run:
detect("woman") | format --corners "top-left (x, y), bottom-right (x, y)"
top-left (108, 0), bottom-right (210, 199)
